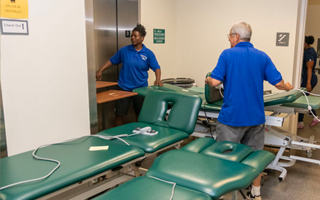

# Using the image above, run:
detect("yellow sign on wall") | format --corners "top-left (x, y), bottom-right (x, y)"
top-left (0, 0), bottom-right (28, 19)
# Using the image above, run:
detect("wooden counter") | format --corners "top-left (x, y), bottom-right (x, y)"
top-left (96, 81), bottom-right (118, 89)
top-left (97, 90), bottom-right (138, 104)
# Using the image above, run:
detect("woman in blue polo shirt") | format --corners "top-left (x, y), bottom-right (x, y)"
top-left (298, 35), bottom-right (319, 128)
top-left (96, 24), bottom-right (163, 126)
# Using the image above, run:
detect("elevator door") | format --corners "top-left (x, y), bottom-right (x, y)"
top-left (88, 0), bottom-right (138, 133)
top-left (93, 0), bottom-right (138, 81)
top-left (93, 0), bottom-right (117, 82)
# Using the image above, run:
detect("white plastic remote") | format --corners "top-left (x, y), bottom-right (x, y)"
top-left (133, 126), bottom-right (158, 136)
top-left (142, 129), bottom-right (158, 136)
top-left (133, 126), bottom-right (152, 134)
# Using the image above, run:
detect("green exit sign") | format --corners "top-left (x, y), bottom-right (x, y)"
top-left (153, 29), bottom-right (165, 44)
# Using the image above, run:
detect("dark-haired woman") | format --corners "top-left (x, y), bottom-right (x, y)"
top-left (298, 35), bottom-right (319, 128)
top-left (97, 24), bottom-right (163, 126)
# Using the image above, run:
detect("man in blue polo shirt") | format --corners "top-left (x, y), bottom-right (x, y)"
top-left (97, 24), bottom-right (162, 126)
top-left (205, 22), bottom-right (293, 200)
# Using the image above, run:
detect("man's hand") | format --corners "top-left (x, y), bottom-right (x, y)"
top-left (205, 77), bottom-right (221, 87)
top-left (96, 71), bottom-right (102, 81)
top-left (205, 77), bottom-right (210, 85)
top-left (285, 82), bottom-right (294, 91)
top-left (275, 80), bottom-right (293, 91)
top-left (154, 79), bottom-right (163, 87)
top-left (306, 83), bottom-right (312, 92)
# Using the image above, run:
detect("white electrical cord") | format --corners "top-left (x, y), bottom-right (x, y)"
top-left (0, 133), bottom-right (141, 191)
top-left (294, 88), bottom-right (320, 122)
top-left (219, 85), bottom-right (224, 98)
top-left (217, 86), bottom-right (319, 122)
top-left (149, 176), bottom-right (176, 200)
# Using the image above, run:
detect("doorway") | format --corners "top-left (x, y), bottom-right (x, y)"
top-left (85, 0), bottom-right (138, 134)
top-left (305, 0), bottom-right (320, 94)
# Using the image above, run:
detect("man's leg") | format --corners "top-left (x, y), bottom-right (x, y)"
top-left (241, 124), bottom-right (265, 200)
top-left (215, 121), bottom-right (246, 142)
top-left (215, 122), bottom-right (246, 200)
top-left (253, 176), bottom-right (261, 187)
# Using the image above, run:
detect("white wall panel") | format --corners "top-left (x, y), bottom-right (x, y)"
top-left (140, 0), bottom-right (178, 84)
top-left (1, 0), bottom-right (90, 155)
top-left (174, 0), bottom-right (299, 90)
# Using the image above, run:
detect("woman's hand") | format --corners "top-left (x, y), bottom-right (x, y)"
top-left (154, 79), bottom-right (163, 87)
top-left (96, 71), bottom-right (102, 81)
top-left (306, 83), bottom-right (312, 92)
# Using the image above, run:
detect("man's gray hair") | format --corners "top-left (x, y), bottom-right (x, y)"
top-left (231, 22), bottom-right (252, 41)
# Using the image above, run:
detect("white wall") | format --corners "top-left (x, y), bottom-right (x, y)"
top-left (306, 4), bottom-right (320, 94)
top-left (140, 0), bottom-right (303, 134)
top-left (2, 0), bottom-right (305, 155)
top-left (175, 0), bottom-right (299, 90)
top-left (139, 0), bottom-right (178, 84)
top-left (1, 0), bottom-right (90, 155)
top-left (141, 0), bottom-right (300, 90)
top-left (141, 0), bottom-right (303, 90)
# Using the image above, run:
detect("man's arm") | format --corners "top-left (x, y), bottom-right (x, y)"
top-left (154, 68), bottom-right (163, 86)
top-left (205, 77), bottom-right (222, 87)
top-left (274, 80), bottom-right (293, 91)
top-left (306, 61), bottom-right (314, 92)
top-left (96, 60), bottom-right (113, 81)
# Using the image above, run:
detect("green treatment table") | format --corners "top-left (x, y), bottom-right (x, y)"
top-left (97, 89), bottom-right (202, 153)
top-left (134, 83), bottom-right (320, 182)
top-left (0, 90), bottom-right (202, 200)
top-left (134, 83), bottom-right (308, 112)
top-left (94, 137), bottom-right (275, 200)
top-left (0, 137), bottom-right (145, 200)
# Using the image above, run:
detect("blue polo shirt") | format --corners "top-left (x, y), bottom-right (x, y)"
top-left (211, 42), bottom-right (282, 126)
top-left (110, 44), bottom-right (160, 91)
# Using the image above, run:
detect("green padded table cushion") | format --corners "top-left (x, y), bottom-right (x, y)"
top-left (93, 176), bottom-right (211, 200)
top-left (201, 96), bottom-right (223, 111)
top-left (146, 150), bottom-right (260, 199)
top-left (137, 86), bottom-right (303, 112)
top-left (282, 95), bottom-right (320, 109)
top-left (98, 122), bottom-right (189, 153)
top-left (181, 136), bottom-right (217, 153)
top-left (133, 83), bottom-right (200, 97)
top-left (200, 89), bottom-right (304, 111)
top-left (200, 141), bottom-right (254, 162)
top-left (138, 90), bottom-right (202, 135)
top-left (134, 82), bottom-right (304, 109)
top-left (188, 87), bottom-right (205, 94)
top-left (182, 138), bottom-right (275, 173)
top-left (0, 136), bottom-right (144, 200)
top-left (263, 89), bottom-right (303, 107)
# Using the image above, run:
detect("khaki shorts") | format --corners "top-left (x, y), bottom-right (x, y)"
top-left (216, 121), bottom-right (265, 150)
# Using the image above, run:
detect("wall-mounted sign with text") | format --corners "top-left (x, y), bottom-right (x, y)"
top-left (276, 32), bottom-right (289, 47)
top-left (1, 19), bottom-right (28, 35)
top-left (154, 29), bottom-right (165, 44)
top-left (0, 0), bottom-right (29, 19)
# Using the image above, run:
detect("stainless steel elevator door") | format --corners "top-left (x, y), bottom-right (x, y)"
top-left (117, 0), bottom-right (139, 73)
top-left (93, 0), bottom-right (138, 82)
top-left (86, 0), bottom-right (138, 133)
top-left (93, 0), bottom-right (118, 82)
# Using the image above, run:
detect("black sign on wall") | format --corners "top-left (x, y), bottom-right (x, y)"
top-left (125, 30), bottom-right (131, 38)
